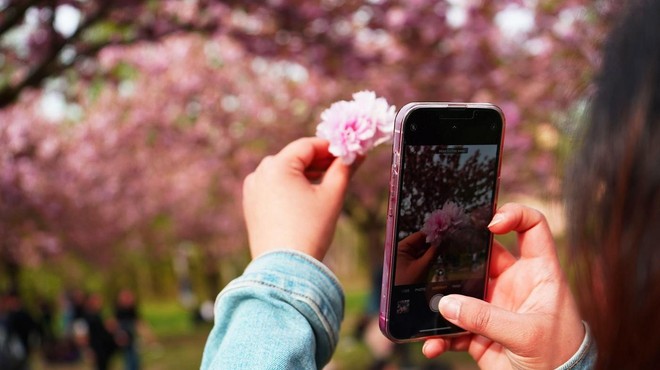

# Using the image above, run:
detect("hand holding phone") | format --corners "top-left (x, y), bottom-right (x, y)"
top-left (380, 103), bottom-right (505, 341)
top-left (422, 203), bottom-right (586, 370)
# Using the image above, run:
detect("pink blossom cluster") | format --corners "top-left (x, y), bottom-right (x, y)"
top-left (421, 201), bottom-right (469, 246)
top-left (316, 91), bottom-right (396, 164)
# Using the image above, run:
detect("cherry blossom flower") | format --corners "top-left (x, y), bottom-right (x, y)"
top-left (421, 201), bottom-right (469, 246)
top-left (316, 90), bottom-right (396, 164)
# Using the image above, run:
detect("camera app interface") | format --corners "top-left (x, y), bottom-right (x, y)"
top-left (390, 143), bottom-right (498, 339)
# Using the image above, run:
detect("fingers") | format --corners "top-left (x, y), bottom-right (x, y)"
top-left (277, 137), bottom-right (333, 172)
top-left (489, 241), bottom-right (516, 278)
top-left (422, 338), bottom-right (450, 358)
top-left (305, 156), bottom-right (335, 175)
top-left (399, 231), bottom-right (426, 251)
top-left (438, 295), bottom-right (536, 354)
top-left (245, 137), bottom-right (355, 215)
top-left (273, 137), bottom-right (355, 192)
top-left (488, 203), bottom-right (555, 259)
top-left (320, 155), bottom-right (352, 196)
top-left (422, 335), bottom-right (472, 358)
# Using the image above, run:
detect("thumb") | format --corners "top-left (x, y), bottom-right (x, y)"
top-left (438, 295), bottom-right (532, 353)
top-left (320, 157), bottom-right (352, 196)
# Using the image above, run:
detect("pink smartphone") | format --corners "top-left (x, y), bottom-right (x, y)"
top-left (379, 103), bottom-right (505, 342)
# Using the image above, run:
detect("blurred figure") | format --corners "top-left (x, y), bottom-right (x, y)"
top-left (1, 291), bottom-right (38, 370)
top-left (44, 289), bottom-right (87, 364)
top-left (36, 299), bottom-right (56, 347)
top-left (1, 291), bottom-right (25, 370)
top-left (63, 289), bottom-right (87, 337)
top-left (113, 289), bottom-right (141, 370)
top-left (194, 299), bottom-right (215, 325)
top-left (80, 293), bottom-right (118, 370)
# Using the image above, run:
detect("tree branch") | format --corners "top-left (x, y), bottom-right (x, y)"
top-left (0, 0), bottom-right (39, 35)
top-left (0, 1), bottom-right (112, 109)
top-left (0, 3), bottom-right (224, 110)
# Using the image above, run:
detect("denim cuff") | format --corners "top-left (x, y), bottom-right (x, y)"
top-left (554, 321), bottom-right (597, 370)
top-left (236, 250), bottom-right (345, 365)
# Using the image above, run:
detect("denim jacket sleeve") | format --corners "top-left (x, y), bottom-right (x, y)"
top-left (554, 322), bottom-right (597, 370)
top-left (200, 250), bottom-right (344, 370)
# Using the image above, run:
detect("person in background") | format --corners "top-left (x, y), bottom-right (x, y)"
top-left (1, 291), bottom-right (38, 370)
top-left (81, 293), bottom-right (118, 370)
top-left (64, 289), bottom-right (87, 336)
top-left (48, 289), bottom-right (87, 364)
top-left (36, 298), bottom-right (56, 348)
top-left (114, 289), bottom-right (141, 370)
top-left (5, 291), bottom-right (39, 370)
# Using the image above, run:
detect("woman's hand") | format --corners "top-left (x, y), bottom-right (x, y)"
top-left (242, 137), bottom-right (356, 261)
top-left (422, 203), bottom-right (585, 369)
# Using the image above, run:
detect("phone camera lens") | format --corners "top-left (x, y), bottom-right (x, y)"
top-left (410, 123), bottom-right (418, 131)
top-left (490, 123), bottom-right (497, 131)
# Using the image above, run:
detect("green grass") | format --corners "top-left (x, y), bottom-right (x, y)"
top-left (141, 300), bottom-right (197, 337)
top-left (141, 327), bottom-right (211, 370)
top-left (33, 301), bottom-right (212, 370)
top-left (34, 294), bottom-right (477, 370)
top-left (139, 301), bottom-right (211, 370)
top-left (333, 289), bottom-right (478, 370)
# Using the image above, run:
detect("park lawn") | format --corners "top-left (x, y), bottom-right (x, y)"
top-left (35, 293), bottom-right (477, 370)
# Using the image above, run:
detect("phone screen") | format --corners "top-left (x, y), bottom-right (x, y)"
top-left (382, 104), bottom-right (504, 341)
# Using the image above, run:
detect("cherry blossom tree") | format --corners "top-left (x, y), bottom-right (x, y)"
top-left (1, 0), bottom-right (618, 292)
top-left (1, 33), bottom-right (326, 293)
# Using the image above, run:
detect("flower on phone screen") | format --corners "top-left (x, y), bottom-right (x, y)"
top-left (316, 90), bottom-right (396, 164)
top-left (421, 201), bottom-right (469, 246)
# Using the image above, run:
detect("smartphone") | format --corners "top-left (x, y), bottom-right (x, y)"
top-left (379, 102), bottom-right (505, 342)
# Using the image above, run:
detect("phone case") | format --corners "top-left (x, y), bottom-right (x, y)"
top-left (379, 102), bottom-right (505, 342)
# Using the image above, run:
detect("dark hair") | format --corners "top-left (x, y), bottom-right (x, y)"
top-left (565, 0), bottom-right (660, 368)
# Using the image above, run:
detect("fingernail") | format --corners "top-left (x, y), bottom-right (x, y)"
top-left (439, 296), bottom-right (461, 321)
top-left (422, 341), bottom-right (429, 354)
top-left (488, 214), bottom-right (504, 228)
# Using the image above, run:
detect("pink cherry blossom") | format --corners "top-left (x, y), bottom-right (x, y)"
top-left (421, 201), bottom-right (468, 246)
top-left (316, 90), bottom-right (396, 164)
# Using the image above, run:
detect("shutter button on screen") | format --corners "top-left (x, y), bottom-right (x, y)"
top-left (429, 294), bottom-right (444, 312)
